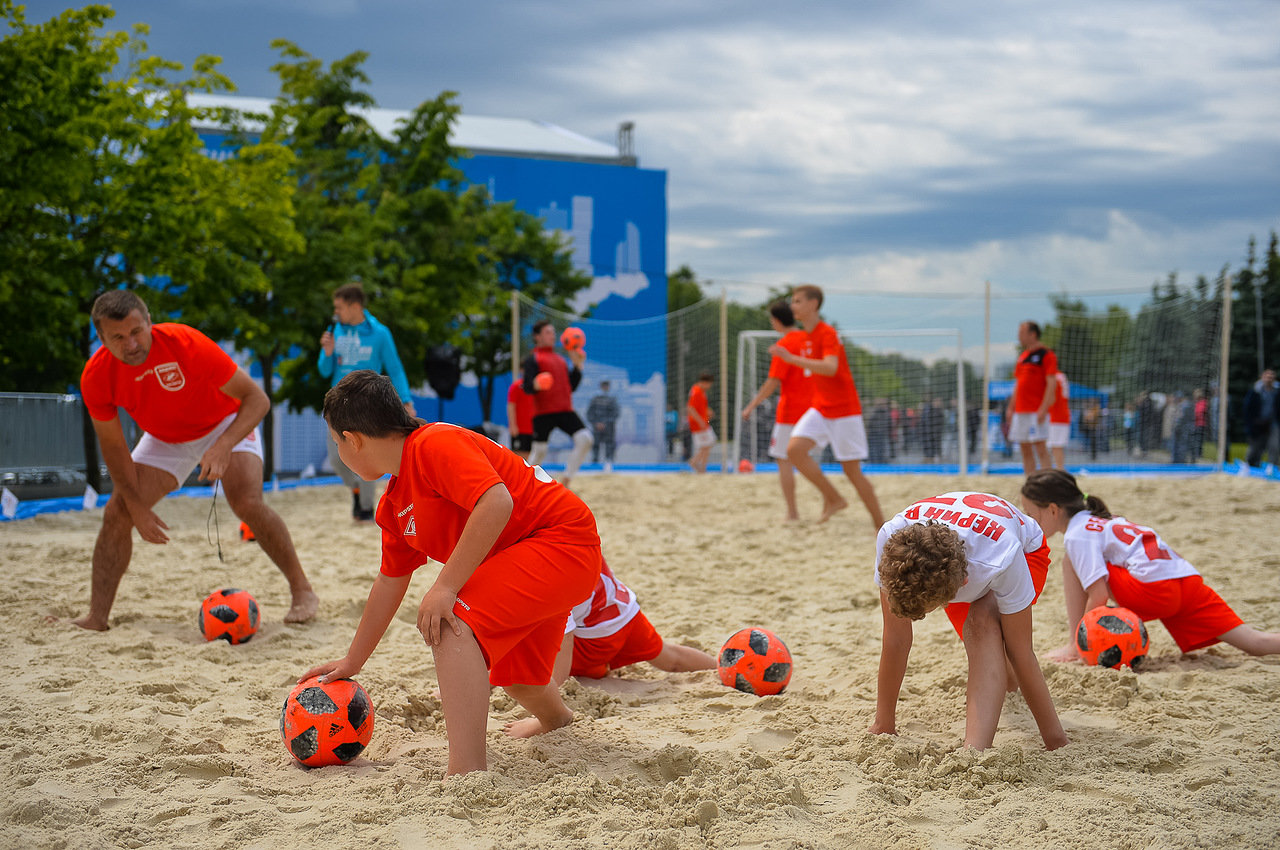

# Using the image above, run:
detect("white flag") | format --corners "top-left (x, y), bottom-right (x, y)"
top-left (83, 484), bottom-right (99, 511)
top-left (1, 487), bottom-right (18, 520)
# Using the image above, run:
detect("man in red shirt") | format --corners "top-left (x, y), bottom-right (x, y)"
top-left (686, 372), bottom-right (716, 473)
top-left (1006, 321), bottom-right (1058, 475)
top-left (72, 290), bottom-right (318, 631)
top-left (741, 300), bottom-right (814, 520)
top-left (769, 285), bottom-right (884, 528)
top-left (521, 320), bottom-right (592, 484)
top-left (304, 370), bottom-right (603, 775)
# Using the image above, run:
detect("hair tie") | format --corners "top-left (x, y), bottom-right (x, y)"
top-left (1081, 492), bottom-right (1090, 501)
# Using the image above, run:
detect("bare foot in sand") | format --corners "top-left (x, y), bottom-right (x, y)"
top-left (818, 499), bottom-right (848, 524)
top-left (1042, 643), bottom-right (1082, 664)
top-left (503, 712), bottom-right (572, 739)
top-left (284, 590), bottom-right (320, 623)
top-left (46, 613), bottom-right (110, 631)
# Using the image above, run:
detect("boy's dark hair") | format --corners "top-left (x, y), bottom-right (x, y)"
top-left (1023, 320), bottom-right (1041, 339)
top-left (1020, 468), bottom-right (1112, 519)
top-left (532, 319), bottom-right (552, 337)
top-left (324, 371), bottom-right (420, 438)
top-left (879, 521), bottom-right (969, 620)
top-left (698, 371), bottom-right (715, 383)
top-left (769, 300), bottom-right (796, 327)
top-left (333, 281), bottom-right (366, 306)
top-left (91, 289), bottom-right (149, 333)
top-left (792, 284), bottom-right (824, 308)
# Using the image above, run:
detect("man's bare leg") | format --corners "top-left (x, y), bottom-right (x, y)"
top-left (787, 437), bottom-right (846, 522)
top-left (840, 459), bottom-right (884, 529)
top-left (69, 465), bottom-right (177, 631)
top-left (221, 452), bottom-right (318, 623)
top-left (777, 461), bottom-right (800, 521)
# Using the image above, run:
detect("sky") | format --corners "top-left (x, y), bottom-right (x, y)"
top-left (20, 1), bottom-right (1280, 361)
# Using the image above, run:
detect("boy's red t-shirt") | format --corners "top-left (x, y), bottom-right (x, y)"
top-left (803, 321), bottom-right (860, 418)
top-left (1049, 372), bottom-right (1071, 424)
top-left (506, 381), bottom-right (535, 434)
top-left (529, 346), bottom-right (573, 416)
top-left (81, 323), bottom-right (240, 443)
top-left (770, 329), bottom-right (815, 425)
top-left (377, 424), bottom-right (600, 578)
top-left (687, 384), bottom-right (711, 432)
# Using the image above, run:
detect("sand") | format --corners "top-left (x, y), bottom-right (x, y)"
top-left (2, 472), bottom-right (1279, 849)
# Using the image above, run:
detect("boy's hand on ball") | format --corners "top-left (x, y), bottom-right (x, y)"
top-left (417, 585), bottom-right (461, 645)
top-left (300, 658), bottom-right (355, 685)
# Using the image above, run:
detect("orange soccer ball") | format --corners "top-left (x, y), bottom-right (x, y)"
top-left (534, 371), bottom-right (554, 391)
top-left (198, 588), bottom-right (259, 644)
top-left (560, 326), bottom-right (586, 351)
top-left (280, 677), bottom-right (375, 768)
top-left (717, 627), bottom-right (792, 696)
top-left (1076, 606), bottom-right (1149, 669)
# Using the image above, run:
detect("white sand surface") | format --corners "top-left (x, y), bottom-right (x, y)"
top-left (3, 472), bottom-right (1279, 849)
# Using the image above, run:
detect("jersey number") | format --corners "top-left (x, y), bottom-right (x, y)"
top-left (1110, 523), bottom-right (1171, 561)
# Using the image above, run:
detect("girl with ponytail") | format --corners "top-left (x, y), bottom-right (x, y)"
top-left (1020, 469), bottom-right (1280, 663)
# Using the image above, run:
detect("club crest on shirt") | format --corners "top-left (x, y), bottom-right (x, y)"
top-left (154, 362), bottom-right (185, 391)
top-left (404, 515), bottom-right (417, 536)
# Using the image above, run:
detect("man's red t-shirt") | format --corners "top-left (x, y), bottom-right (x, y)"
top-left (1012, 345), bottom-right (1058, 414)
top-left (377, 424), bottom-right (600, 578)
top-left (770, 329), bottom-right (815, 425)
top-left (81, 323), bottom-right (240, 443)
top-left (506, 382), bottom-right (535, 435)
top-left (687, 384), bottom-right (711, 433)
top-left (803, 321), bottom-right (860, 418)
top-left (529, 347), bottom-right (573, 416)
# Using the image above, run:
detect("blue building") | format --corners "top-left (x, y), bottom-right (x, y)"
top-left (190, 95), bottom-right (668, 471)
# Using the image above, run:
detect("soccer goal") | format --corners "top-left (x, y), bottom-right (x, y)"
top-left (735, 328), bottom-right (972, 470)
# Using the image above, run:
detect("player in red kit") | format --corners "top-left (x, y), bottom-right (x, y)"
top-left (769, 285), bottom-right (884, 528)
top-left (68, 290), bottom-right (317, 631)
top-left (1007, 320), bottom-right (1058, 475)
top-left (521, 320), bottom-right (592, 484)
top-left (302, 370), bottom-right (603, 776)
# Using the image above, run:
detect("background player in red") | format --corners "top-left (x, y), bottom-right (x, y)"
top-left (1006, 320), bottom-right (1058, 475)
top-left (872, 492), bottom-right (1068, 751)
top-left (521, 320), bottom-right (592, 484)
top-left (549, 560), bottom-right (715, 683)
top-left (686, 372), bottom-right (716, 473)
top-left (69, 290), bottom-right (318, 631)
top-left (741, 300), bottom-right (814, 521)
top-left (1020, 469), bottom-right (1280, 663)
top-left (1047, 370), bottom-right (1071, 469)
top-left (769, 285), bottom-right (884, 528)
top-left (302, 370), bottom-right (603, 775)
top-left (506, 378), bottom-right (535, 460)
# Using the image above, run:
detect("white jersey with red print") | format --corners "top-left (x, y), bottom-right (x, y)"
top-left (1063, 511), bottom-right (1199, 589)
top-left (875, 491), bottom-right (1046, 615)
top-left (565, 561), bottom-right (642, 639)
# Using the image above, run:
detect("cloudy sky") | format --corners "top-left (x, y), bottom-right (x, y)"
top-left (22, 1), bottom-right (1280, 356)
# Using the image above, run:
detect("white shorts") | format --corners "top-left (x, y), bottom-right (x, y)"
top-left (1047, 423), bottom-right (1070, 449)
top-left (768, 423), bottom-right (795, 460)
top-left (790, 409), bottom-right (868, 462)
top-left (132, 413), bottom-right (264, 486)
top-left (1008, 412), bottom-right (1048, 444)
top-left (691, 428), bottom-right (717, 450)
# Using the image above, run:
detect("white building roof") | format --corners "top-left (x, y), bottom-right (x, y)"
top-left (186, 93), bottom-right (627, 165)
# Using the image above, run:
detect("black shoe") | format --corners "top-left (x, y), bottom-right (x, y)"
top-left (351, 489), bottom-right (361, 519)
top-left (354, 507), bottom-right (375, 523)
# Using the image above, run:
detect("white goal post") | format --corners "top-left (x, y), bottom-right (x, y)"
top-left (734, 328), bottom-right (969, 471)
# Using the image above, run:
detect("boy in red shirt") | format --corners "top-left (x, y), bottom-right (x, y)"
top-left (686, 372), bottom-right (716, 473)
top-left (521, 320), bottom-right (592, 484)
top-left (1047, 371), bottom-right (1071, 469)
top-left (768, 285), bottom-right (885, 528)
top-left (302, 370), bottom-right (603, 775)
top-left (741, 300), bottom-right (814, 520)
top-left (71, 290), bottom-right (317, 631)
top-left (505, 379), bottom-right (535, 460)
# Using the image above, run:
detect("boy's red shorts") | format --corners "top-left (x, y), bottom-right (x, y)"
top-left (945, 540), bottom-right (1051, 637)
top-left (570, 611), bottom-right (665, 679)
top-left (454, 538), bottom-right (602, 687)
top-left (1106, 567), bottom-right (1242, 653)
